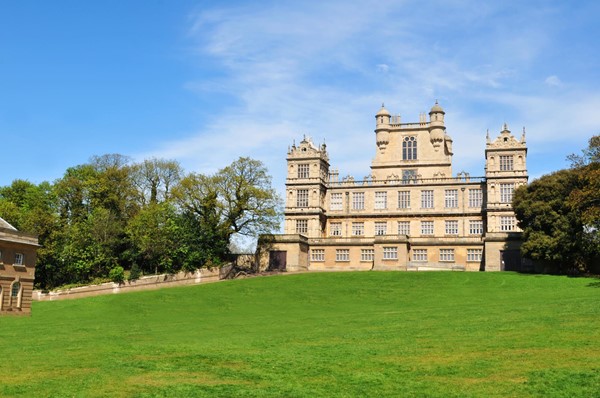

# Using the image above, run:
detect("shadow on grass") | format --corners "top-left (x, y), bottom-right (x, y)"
top-left (586, 281), bottom-right (600, 288)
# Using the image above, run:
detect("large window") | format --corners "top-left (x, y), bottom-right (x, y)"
top-left (500, 155), bottom-right (514, 171)
top-left (330, 192), bottom-right (343, 210)
top-left (361, 249), bottom-right (374, 262)
top-left (398, 191), bottom-right (411, 208)
top-left (500, 216), bottom-right (516, 231)
top-left (445, 189), bottom-right (458, 208)
top-left (421, 190), bottom-right (434, 208)
top-left (440, 249), bottom-right (455, 262)
top-left (297, 164), bottom-right (310, 179)
top-left (398, 221), bottom-right (410, 235)
top-left (469, 220), bottom-right (483, 235)
top-left (352, 192), bottom-right (365, 210)
top-left (469, 189), bottom-right (483, 208)
top-left (311, 249), bottom-right (325, 262)
top-left (467, 249), bottom-right (483, 262)
top-left (500, 183), bottom-right (514, 203)
top-left (421, 221), bottom-right (434, 235)
top-left (336, 249), bottom-right (350, 262)
top-left (296, 189), bottom-right (309, 207)
top-left (383, 247), bottom-right (398, 260)
top-left (413, 249), bottom-right (428, 262)
top-left (352, 222), bottom-right (364, 236)
top-left (375, 191), bottom-right (387, 210)
top-left (375, 222), bottom-right (387, 236)
top-left (330, 222), bottom-right (342, 236)
top-left (296, 220), bottom-right (308, 235)
top-left (402, 136), bottom-right (417, 160)
top-left (445, 220), bottom-right (459, 235)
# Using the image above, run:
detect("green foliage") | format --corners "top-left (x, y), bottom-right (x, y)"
top-left (0, 154), bottom-right (281, 289)
top-left (108, 265), bottom-right (125, 284)
top-left (1, 273), bottom-right (599, 396)
top-left (514, 135), bottom-right (600, 272)
top-left (128, 263), bottom-right (141, 281)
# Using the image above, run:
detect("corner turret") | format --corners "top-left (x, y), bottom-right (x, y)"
top-left (375, 104), bottom-right (391, 152)
top-left (429, 101), bottom-right (446, 151)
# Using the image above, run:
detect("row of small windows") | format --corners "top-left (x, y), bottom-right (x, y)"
top-left (318, 216), bottom-right (517, 236)
top-left (309, 248), bottom-right (483, 263)
top-left (326, 189), bottom-right (485, 210)
top-left (0, 250), bottom-right (24, 265)
top-left (323, 220), bottom-right (486, 236)
top-left (296, 217), bottom-right (515, 236)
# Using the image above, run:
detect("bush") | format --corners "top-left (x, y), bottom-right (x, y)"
top-left (109, 266), bottom-right (125, 284)
top-left (128, 263), bottom-right (141, 282)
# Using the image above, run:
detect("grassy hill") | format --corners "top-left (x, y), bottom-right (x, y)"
top-left (2, 272), bottom-right (599, 397)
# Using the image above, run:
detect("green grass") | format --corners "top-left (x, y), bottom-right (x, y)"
top-left (2, 272), bottom-right (600, 397)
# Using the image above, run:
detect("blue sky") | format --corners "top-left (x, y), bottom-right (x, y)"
top-left (2, 0), bottom-right (599, 192)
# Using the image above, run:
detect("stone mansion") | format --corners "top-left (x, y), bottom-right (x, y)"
top-left (261, 101), bottom-right (528, 272)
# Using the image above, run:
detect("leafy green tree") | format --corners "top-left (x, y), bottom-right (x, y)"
top-left (174, 157), bottom-right (282, 266)
top-left (215, 157), bottom-right (282, 239)
top-left (126, 202), bottom-right (182, 274)
top-left (131, 158), bottom-right (182, 205)
top-left (514, 135), bottom-right (600, 272)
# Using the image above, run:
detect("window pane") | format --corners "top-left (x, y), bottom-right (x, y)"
top-left (398, 191), bottom-right (411, 208)
top-left (421, 190), bottom-right (434, 208)
top-left (374, 191), bottom-right (387, 209)
top-left (352, 192), bottom-right (365, 210)
top-left (330, 192), bottom-right (343, 210)
top-left (297, 189), bottom-right (309, 207)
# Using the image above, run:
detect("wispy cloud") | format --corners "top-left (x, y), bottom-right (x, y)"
top-left (140, 0), bottom-right (600, 189)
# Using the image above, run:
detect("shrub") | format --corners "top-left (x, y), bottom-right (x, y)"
top-left (128, 264), bottom-right (141, 282)
top-left (109, 266), bottom-right (125, 284)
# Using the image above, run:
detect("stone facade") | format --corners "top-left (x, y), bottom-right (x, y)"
top-left (261, 102), bottom-right (528, 272)
top-left (0, 217), bottom-right (38, 315)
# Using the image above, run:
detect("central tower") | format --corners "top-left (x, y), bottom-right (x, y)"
top-left (371, 102), bottom-right (454, 182)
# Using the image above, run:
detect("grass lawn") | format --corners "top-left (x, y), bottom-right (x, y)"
top-left (1, 272), bottom-right (599, 397)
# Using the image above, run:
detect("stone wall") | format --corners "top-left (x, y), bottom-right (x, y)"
top-left (32, 268), bottom-right (221, 301)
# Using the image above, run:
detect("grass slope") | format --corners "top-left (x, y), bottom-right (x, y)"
top-left (1, 272), bottom-right (599, 397)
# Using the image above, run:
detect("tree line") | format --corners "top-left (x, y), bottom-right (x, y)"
top-left (514, 135), bottom-right (600, 273)
top-left (0, 155), bottom-right (282, 289)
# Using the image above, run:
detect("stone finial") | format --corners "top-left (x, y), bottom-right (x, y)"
top-left (521, 127), bottom-right (527, 143)
top-left (486, 129), bottom-right (490, 143)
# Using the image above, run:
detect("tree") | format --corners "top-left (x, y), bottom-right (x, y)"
top-left (514, 135), bottom-right (600, 273)
top-left (125, 202), bottom-right (183, 274)
top-left (173, 157), bottom-right (282, 265)
top-left (215, 157), bottom-right (282, 239)
top-left (131, 158), bottom-right (182, 205)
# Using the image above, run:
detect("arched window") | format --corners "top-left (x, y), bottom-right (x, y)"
top-left (403, 136), bottom-right (417, 160)
top-left (11, 282), bottom-right (21, 308)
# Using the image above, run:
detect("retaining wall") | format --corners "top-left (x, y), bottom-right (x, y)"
top-left (32, 268), bottom-right (221, 301)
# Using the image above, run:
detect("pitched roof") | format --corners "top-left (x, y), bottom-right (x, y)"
top-left (0, 216), bottom-right (17, 231)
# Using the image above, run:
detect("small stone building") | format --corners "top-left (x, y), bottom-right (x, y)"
top-left (0, 217), bottom-right (38, 315)
top-left (260, 101), bottom-right (528, 272)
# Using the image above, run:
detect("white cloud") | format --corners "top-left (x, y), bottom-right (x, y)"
top-left (545, 75), bottom-right (562, 87)
top-left (141, 0), bottom-right (600, 189)
top-left (376, 64), bottom-right (389, 73)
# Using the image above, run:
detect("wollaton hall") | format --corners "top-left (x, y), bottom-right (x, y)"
top-left (259, 101), bottom-right (529, 272)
